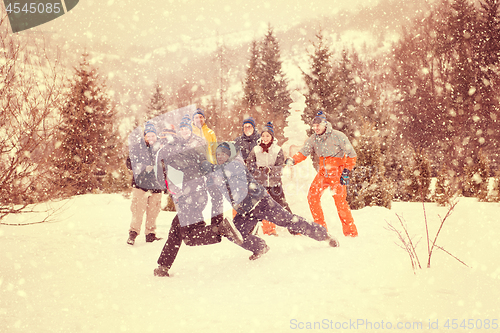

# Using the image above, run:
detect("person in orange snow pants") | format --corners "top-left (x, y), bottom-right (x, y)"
top-left (286, 111), bottom-right (358, 237)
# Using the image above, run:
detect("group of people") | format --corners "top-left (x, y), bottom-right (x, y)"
top-left (126, 107), bottom-right (358, 277)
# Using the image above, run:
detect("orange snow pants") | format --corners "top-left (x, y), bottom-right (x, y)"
top-left (261, 219), bottom-right (277, 235)
top-left (307, 170), bottom-right (358, 237)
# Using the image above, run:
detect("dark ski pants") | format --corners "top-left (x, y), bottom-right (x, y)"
top-left (233, 194), bottom-right (329, 254)
top-left (262, 185), bottom-right (292, 234)
top-left (157, 215), bottom-right (222, 269)
top-left (266, 185), bottom-right (292, 214)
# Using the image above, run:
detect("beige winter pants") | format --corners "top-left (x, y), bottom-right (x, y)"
top-left (129, 187), bottom-right (162, 235)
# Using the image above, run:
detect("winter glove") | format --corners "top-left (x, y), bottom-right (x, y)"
top-left (285, 158), bottom-right (295, 166)
top-left (340, 168), bottom-right (350, 185)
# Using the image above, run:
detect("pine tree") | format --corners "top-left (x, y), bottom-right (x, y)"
top-left (491, 171), bottom-right (500, 202)
top-left (334, 49), bottom-right (361, 136)
top-left (302, 30), bottom-right (338, 127)
top-left (347, 123), bottom-right (393, 209)
top-left (403, 148), bottom-right (432, 202)
top-left (431, 165), bottom-right (457, 206)
top-left (389, 0), bottom-right (500, 178)
top-left (476, 0), bottom-right (500, 166)
top-left (478, 0), bottom-right (500, 69)
top-left (242, 40), bottom-right (262, 110)
top-left (53, 54), bottom-right (121, 196)
top-left (146, 82), bottom-right (168, 120)
top-left (240, 26), bottom-right (291, 143)
top-left (259, 24), bottom-right (291, 143)
top-left (462, 149), bottom-right (490, 199)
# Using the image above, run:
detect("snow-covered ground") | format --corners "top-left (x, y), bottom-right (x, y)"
top-left (1, 165), bottom-right (499, 332)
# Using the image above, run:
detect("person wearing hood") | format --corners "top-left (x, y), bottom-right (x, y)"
top-left (152, 116), bottom-right (243, 277)
top-left (247, 122), bottom-right (292, 236)
top-left (158, 115), bottom-right (209, 226)
top-left (157, 124), bottom-right (178, 212)
top-left (207, 141), bottom-right (340, 261)
top-left (286, 111), bottom-right (358, 237)
top-left (192, 108), bottom-right (218, 164)
top-left (234, 117), bottom-right (260, 162)
top-left (126, 121), bottom-right (163, 245)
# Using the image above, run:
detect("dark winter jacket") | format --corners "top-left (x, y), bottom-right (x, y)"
top-left (127, 138), bottom-right (163, 192)
top-left (207, 142), bottom-right (267, 215)
top-left (154, 134), bottom-right (208, 197)
top-left (246, 139), bottom-right (285, 188)
top-left (234, 131), bottom-right (260, 162)
top-left (155, 134), bottom-right (209, 227)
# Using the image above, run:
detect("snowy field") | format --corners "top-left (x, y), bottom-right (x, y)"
top-left (1, 163), bottom-right (499, 333)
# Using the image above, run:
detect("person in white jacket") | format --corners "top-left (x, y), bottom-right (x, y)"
top-left (246, 122), bottom-right (292, 235)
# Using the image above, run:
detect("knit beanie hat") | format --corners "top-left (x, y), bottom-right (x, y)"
top-left (261, 121), bottom-right (274, 137)
top-left (242, 117), bottom-right (256, 129)
top-left (159, 124), bottom-right (176, 138)
top-left (216, 142), bottom-right (231, 157)
top-left (179, 115), bottom-right (192, 131)
top-left (193, 108), bottom-right (205, 119)
top-left (312, 110), bottom-right (327, 124)
top-left (144, 121), bottom-right (157, 136)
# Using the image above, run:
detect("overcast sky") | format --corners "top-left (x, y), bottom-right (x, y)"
top-left (37, 0), bottom-right (380, 52)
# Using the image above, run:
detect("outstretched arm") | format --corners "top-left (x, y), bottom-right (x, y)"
top-left (289, 135), bottom-right (314, 165)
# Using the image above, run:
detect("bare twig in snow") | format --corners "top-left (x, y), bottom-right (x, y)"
top-left (427, 200), bottom-right (458, 268)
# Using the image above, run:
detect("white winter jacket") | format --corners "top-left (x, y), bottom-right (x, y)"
top-left (246, 140), bottom-right (285, 188)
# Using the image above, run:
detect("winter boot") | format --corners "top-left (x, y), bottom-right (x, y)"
top-left (325, 234), bottom-right (340, 247)
top-left (127, 231), bottom-right (138, 245)
top-left (342, 222), bottom-right (358, 237)
top-left (153, 265), bottom-right (170, 277)
top-left (146, 233), bottom-right (162, 243)
top-left (219, 218), bottom-right (244, 245)
top-left (249, 245), bottom-right (270, 260)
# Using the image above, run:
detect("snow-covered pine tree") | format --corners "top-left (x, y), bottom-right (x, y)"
top-left (52, 54), bottom-right (122, 196)
top-left (403, 148), bottom-right (432, 202)
top-left (347, 123), bottom-right (393, 209)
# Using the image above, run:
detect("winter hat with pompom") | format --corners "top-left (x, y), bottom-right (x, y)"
top-left (312, 110), bottom-right (327, 124)
top-left (179, 115), bottom-right (192, 131)
top-left (193, 108), bottom-right (205, 119)
top-left (160, 124), bottom-right (176, 138)
top-left (242, 117), bottom-right (256, 129)
top-left (261, 121), bottom-right (274, 137)
top-left (144, 121), bottom-right (157, 136)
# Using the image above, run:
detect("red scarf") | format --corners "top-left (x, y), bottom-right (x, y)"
top-left (260, 139), bottom-right (273, 153)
